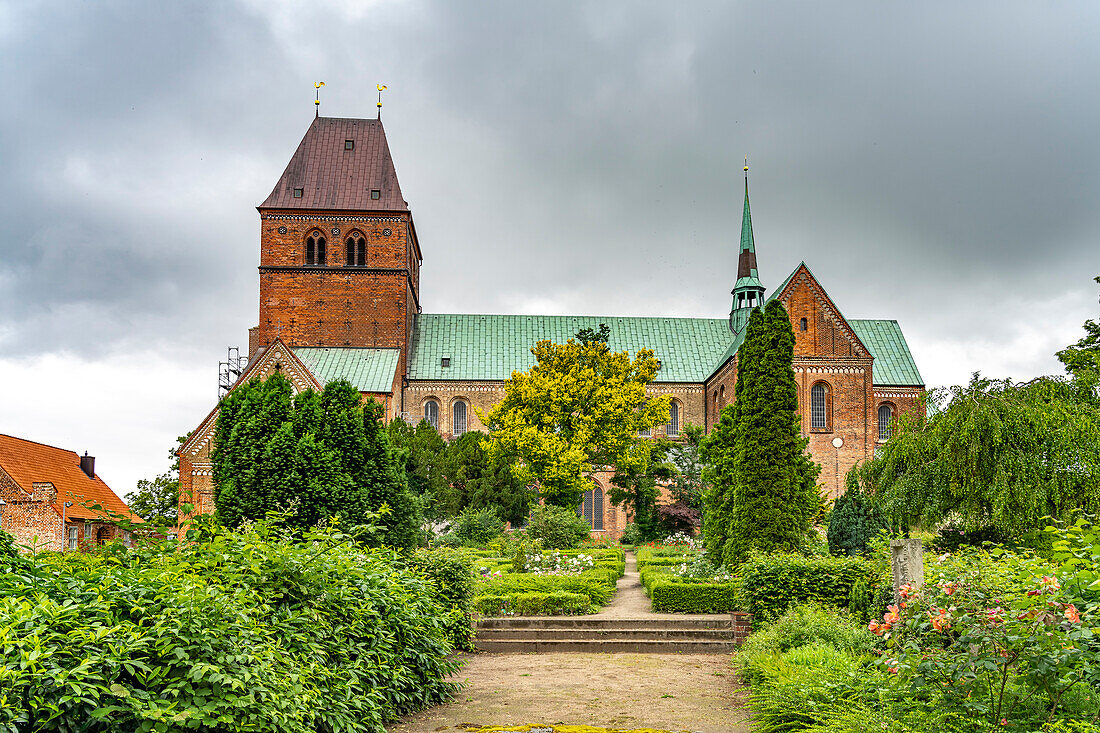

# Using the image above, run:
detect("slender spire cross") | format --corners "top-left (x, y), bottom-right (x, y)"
top-left (314, 81), bottom-right (325, 118)
top-left (376, 84), bottom-right (387, 119)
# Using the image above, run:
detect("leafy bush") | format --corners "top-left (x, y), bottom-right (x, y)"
top-left (450, 506), bottom-right (506, 546)
top-left (619, 521), bottom-right (645, 545)
top-left (0, 520), bottom-right (459, 732)
top-left (739, 552), bottom-right (875, 622)
top-left (738, 604), bottom-right (877, 684)
top-left (406, 547), bottom-right (476, 651)
top-left (650, 578), bottom-right (741, 613)
top-left (473, 591), bottom-right (590, 616)
top-left (827, 477), bottom-right (885, 557)
top-left (526, 504), bottom-right (592, 549)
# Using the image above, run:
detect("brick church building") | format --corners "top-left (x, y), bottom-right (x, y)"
top-left (178, 114), bottom-right (924, 537)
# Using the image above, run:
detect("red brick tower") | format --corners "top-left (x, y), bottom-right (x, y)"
top-left (249, 116), bottom-right (422, 377)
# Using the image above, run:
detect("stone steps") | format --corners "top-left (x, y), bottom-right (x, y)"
top-left (474, 616), bottom-right (742, 654)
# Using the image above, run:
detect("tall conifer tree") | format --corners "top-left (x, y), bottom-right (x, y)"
top-left (702, 300), bottom-right (819, 566)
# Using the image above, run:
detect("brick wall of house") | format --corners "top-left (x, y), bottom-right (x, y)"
top-left (0, 470), bottom-right (63, 551)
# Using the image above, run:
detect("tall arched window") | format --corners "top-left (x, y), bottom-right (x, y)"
top-left (453, 401), bottom-right (467, 436)
top-left (667, 401), bottom-right (680, 437)
top-left (579, 484), bottom-right (604, 530)
top-left (878, 403), bottom-right (894, 441)
top-left (305, 231), bottom-right (326, 265)
top-left (811, 382), bottom-right (829, 430)
top-left (424, 399), bottom-right (440, 430)
top-left (800, 317), bottom-right (808, 331)
top-left (345, 233), bottom-right (366, 266)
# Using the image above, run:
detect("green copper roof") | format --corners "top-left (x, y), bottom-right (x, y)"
top-left (740, 181), bottom-right (756, 273)
top-left (849, 320), bottom-right (924, 386)
top-left (293, 347), bottom-right (401, 393)
top-left (408, 314), bottom-right (736, 383)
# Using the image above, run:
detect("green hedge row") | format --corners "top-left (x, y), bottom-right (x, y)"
top-left (650, 578), bottom-right (742, 613)
top-left (475, 566), bottom-right (619, 606)
top-left (474, 591), bottom-right (591, 616)
top-left (739, 553), bottom-right (876, 622)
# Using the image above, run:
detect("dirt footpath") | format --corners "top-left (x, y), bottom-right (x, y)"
top-left (388, 652), bottom-right (751, 733)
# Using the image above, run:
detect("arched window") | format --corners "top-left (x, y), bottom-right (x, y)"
top-left (305, 231), bottom-right (326, 266)
top-left (719, 385), bottom-right (725, 406)
top-left (424, 399), bottom-right (440, 430)
top-left (811, 382), bottom-right (829, 430)
top-left (667, 401), bottom-right (680, 437)
top-left (345, 233), bottom-right (366, 266)
top-left (453, 401), bottom-right (467, 436)
top-left (638, 426), bottom-right (652, 438)
top-left (800, 317), bottom-right (808, 331)
top-left (579, 484), bottom-right (604, 530)
top-left (878, 403), bottom-right (894, 441)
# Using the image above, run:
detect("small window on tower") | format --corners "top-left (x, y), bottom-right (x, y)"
top-left (293, 188), bottom-right (303, 198)
top-left (441, 357), bottom-right (451, 368)
top-left (800, 318), bottom-right (808, 331)
top-left (371, 189), bottom-right (381, 200)
top-left (344, 139), bottom-right (354, 150)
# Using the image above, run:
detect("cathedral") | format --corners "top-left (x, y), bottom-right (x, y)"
top-left (178, 114), bottom-right (924, 537)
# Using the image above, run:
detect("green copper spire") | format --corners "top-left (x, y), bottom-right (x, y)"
top-left (729, 163), bottom-right (766, 334)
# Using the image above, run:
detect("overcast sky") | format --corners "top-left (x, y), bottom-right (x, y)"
top-left (1, 0), bottom-right (1097, 497)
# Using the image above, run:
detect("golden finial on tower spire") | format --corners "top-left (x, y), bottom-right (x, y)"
top-left (314, 81), bottom-right (325, 117)
top-left (744, 156), bottom-right (749, 173)
top-left (376, 84), bottom-right (387, 119)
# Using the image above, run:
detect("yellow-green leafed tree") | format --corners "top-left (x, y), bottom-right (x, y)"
top-left (480, 325), bottom-right (672, 508)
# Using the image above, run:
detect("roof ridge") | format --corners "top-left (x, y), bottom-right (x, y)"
top-left (417, 312), bottom-right (729, 321)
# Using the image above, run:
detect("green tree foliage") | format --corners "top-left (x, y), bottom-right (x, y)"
top-left (437, 430), bottom-right (532, 525)
top-left (385, 416), bottom-right (448, 508)
top-left (702, 301), bottom-right (820, 566)
top-left (212, 374), bottom-right (421, 547)
top-left (660, 423), bottom-right (709, 532)
top-left (1056, 275), bottom-right (1100, 379)
top-left (127, 436), bottom-right (188, 530)
top-left (609, 438), bottom-right (673, 541)
top-left (827, 471), bottom-right (886, 556)
top-left (860, 373), bottom-right (1100, 538)
top-left (481, 327), bottom-right (671, 508)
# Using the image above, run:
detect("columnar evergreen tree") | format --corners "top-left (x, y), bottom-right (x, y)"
top-left (702, 300), bottom-right (820, 567)
top-left (212, 373), bottom-right (420, 547)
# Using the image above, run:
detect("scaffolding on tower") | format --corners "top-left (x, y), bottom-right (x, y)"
top-left (218, 347), bottom-right (249, 399)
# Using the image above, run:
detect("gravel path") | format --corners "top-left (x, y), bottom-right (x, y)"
top-left (387, 553), bottom-right (751, 733)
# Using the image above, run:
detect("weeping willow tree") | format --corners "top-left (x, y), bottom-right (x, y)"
top-left (860, 374), bottom-right (1100, 537)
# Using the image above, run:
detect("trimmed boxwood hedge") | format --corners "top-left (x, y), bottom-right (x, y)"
top-left (474, 591), bottom-right (591, 616)
top-left (650, 578), bottom-right (742, 613)
top-left (476, 569), bottom-right (616, 605)
top-left (739, 552), bottom-right (876, 622)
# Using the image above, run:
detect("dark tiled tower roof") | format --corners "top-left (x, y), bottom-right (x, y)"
top-left (259, 117), bottom-right (407, 211)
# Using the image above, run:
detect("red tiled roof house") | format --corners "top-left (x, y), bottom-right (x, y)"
top-left (0, 434), bottom-right (142, 552)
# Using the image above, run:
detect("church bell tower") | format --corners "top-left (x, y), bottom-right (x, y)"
top-left (729, 166), bottom-right (765, 334)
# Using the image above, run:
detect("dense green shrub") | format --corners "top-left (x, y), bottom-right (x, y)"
top-left (738, 604), bottom-right (877, 684)
top-left (473, 591), bottom-right (590, 616)
top-left (650, 578), bottom-right (741, 613)
top-left (525, 504), bottom-right (592, 549)
top-left (739, 552), bottom-right (875, 622)
top-left (406, 547), bottom-right (476, 651)
top-left (618, 521), bottom-right (645, 545)
top-left (449, 506), bottom-right (506, 546)
top-left (0, 521), bottom-right (458, 732)
top-left (827, 476), bottom-right (885, 557)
